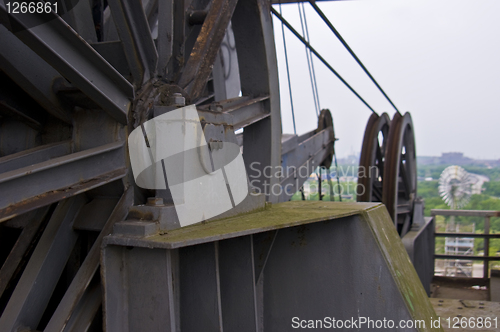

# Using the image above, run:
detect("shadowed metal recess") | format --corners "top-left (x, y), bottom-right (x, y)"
top-left (0, 0), bottom-right (435, 331)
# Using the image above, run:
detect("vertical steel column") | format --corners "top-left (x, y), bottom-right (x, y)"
top-left (484, 216), bottom-right (490, 279)
top-left (233, 0), bottom-right (281, 203)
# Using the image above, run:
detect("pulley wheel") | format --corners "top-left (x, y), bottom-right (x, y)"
top-left (357, 112), bottom-right (390, 203)
top-left (382, 112), bottom-right (417, 236)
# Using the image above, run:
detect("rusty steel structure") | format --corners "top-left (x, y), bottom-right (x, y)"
top-left (0, 0), bottom-right (438, 331)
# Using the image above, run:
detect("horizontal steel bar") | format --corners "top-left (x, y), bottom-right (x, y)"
top-left (197, 96), bottom-right (271, 130)
top-left (281, 128), bottom-right (331, 171)
top-left (0, 142), bottom-right (127, 222)
top-left (0, 4), bottom-right (134, 124)
top-left (226, 96), bottom-right (270, 130)
top-left (435, 232), bottom-right (500, 238)
top-left (434, 254), bottom-right (500, 261)
top-left (431, 209), bottom-right (500, 217)
top-left (281, 134), bottom-right (298, 155)
top-left (279, 129), bottom-right (332, 201)
top-left (0, 141), bottom-right (72, 174)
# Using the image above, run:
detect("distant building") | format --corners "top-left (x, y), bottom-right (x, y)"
top-left (439, 152), bottom-right (472, 165)
top-left (418, 152), bottom-right (500, 167)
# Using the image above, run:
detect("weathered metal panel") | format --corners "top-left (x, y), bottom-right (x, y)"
top-left (102, 202), bottom-right (441, 331)
top-left (179, 242), bottom-right (222, 331)
top-left (262, 215), bottom-right (413, 330)
top-left (403, 217), bottom-right (435, 296)
top-left (219, 236), bottom-right (258, 331)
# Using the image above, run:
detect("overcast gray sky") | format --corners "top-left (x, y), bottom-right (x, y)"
top-left (272, 0), bottom-right (500, 160)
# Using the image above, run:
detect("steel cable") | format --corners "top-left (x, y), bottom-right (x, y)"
top-left (307, 0), bottom-right (401, 115)
top-left (271, 7), bottom-right (378, 115)
top-left (279, 2), bottom-right (297, 134)
top-left (298, 2), bottom-right (319, 117)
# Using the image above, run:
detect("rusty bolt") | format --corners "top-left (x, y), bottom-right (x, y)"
top-left (169, 93), bottom-right (185, 107)
top-left (147, 197), bottom-right (164, 206)
top-left (209, 102), bottom-right (223, 112)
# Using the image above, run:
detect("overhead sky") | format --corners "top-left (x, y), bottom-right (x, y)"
top-left (272, 0), bottom-right (500, 160)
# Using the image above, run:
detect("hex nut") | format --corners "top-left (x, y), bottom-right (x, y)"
top-left (169, 93), bottom-right (185, 107)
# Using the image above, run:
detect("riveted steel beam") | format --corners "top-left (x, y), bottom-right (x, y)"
top-left (45, 188), bottom-right (133, 332)
top-left (107, 0), bottom-right (158, 86)
top-left (197, 96), bottom-right (271, 130)
top-left (0, 4), bottom-right (134, 124)
top-left (0, 196), bottom-right (86, 332)
top-left (0, 207), bottom-right (50, 299)
top-left (156, 0), bottom-right (173, 77)
top-left (178, 0), bottom-right (239, 100)
top-left (0, 141), bottom-right (127, 222)
top-left (0, 141), bottom-right (71, 174)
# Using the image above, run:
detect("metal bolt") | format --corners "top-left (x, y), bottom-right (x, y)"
top-left (457, 314), bottom-right (462, 317)
top-left (147, 197), bottom-right (164, 206)
top-left (439, 300), bottom-right (444, 303)
top-left (479, 302), bottom-right (484, 305)
top-left (209, 102), bottom-right (223, 112)
top-left (438, 303), bottom-right (442, 306)
top-left (169, 93), bottom-right (185, 107)
top-left (479, 306), bottom-right (484, 309)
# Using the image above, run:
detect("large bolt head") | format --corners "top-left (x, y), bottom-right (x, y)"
top-left (169, 93), bottom-right (185, 107)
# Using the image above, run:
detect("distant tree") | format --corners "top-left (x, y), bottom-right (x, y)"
top-left (483, 181), bottom-right (500, 197)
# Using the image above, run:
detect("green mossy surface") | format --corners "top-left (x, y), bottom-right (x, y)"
top-left (363, 205), bottom-right (443, 331)
top-left (146, 201), bottom-right (378, 247)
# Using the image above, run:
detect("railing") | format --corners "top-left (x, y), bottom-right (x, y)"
top-left (431, 209), bottom-right (500, 279)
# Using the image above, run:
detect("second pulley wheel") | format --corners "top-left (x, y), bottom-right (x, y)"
top-left (382, 112), bottom-right (417, 236)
